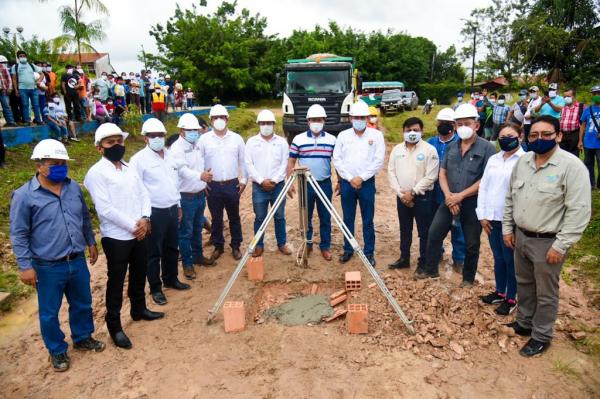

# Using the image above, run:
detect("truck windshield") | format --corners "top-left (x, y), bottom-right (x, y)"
top-left (286, 70), bottom-right (350, 94)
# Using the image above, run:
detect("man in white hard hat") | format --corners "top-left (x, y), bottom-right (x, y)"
top-left (245, 109), bottom-right (291, 257)
top-left (84, 123), bottom-right (164, 350)
top-left (287, 104), bottom-right (336, 261)
top-left (427, 108), bottom-right (466, 273)
top-left (10, 139), bottom-right (104, 372)
top-left (170, 114), bottom-right (215, 278)
top-left (333, 100), bottom-right (385, 266)
top-left (199, 104), bottom-right (247, 260)
top-left (130, 118), bottom-right (190, 305)
top-left (419, 104), bottom-right (496, 286)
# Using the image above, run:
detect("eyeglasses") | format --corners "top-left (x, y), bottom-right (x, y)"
top-left (528, 131), bottom-right (556, 140)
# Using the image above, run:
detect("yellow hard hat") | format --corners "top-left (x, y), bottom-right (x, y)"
top-left (368, 106), bottom-right (379, 116)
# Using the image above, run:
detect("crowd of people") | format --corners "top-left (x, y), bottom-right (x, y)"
top-left (7, 85), bottom-right (598, 372)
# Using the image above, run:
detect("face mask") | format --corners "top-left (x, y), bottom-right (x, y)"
top-left (498, 99), bottom-right (505, 105)
top-left (102, 75), bottom-right (107, 80)
top-left (520, 95), bottom-right (527, 101)
top-left (457, 97), bottom-right (463, 102)
top-left (352, 119), bottom-right (367, 131)
top-left (437, 122), bottom-right (454, 136)
top-left (107, 101), bottom-right (113, 106)
top-left (184, 130), bottom-right (199, 143)
top-left (548, 90), bottom-right (557, 98)
top-left (479, 95), bottom-right (484, 100)
top-left (259, 125), bottom-right (274, 136)
top-left (564, 96), bottom-right (573, 105)
top-left (52, 97), bottom-right (60, 104)
top-left (490, 99), bottom-right (496, 104)
top-left (369, 116), bottom-right (377, 124)
top-left (46, 66), bottom-right (52, 72)
top-left (103, 144), bottom-right (125, 162)
top-left (528, 138), bottom-right (556, 154)
top-left (499, 136), bottom-right (519, 152)
top-left (77, 69), bottom-right (84, 74)
top-left (148, 137), bottom-right (165, 152)
top-left (457, 125), bottom-right (474, 140)
top-left (530, 93), bottom-right (538, 99)
top-left (46, 164), bottom-right (68, 182)
top-left (403, 131), bottom-right (422, 143)
top-left (213, 118), bottom-right (227, 131)
top-left (592, 95), bottom-right (600, 104)
top-left (66, 68), bottom-right (73, 74)
top-left (19, 57), bottom-right (27, 64)
top-left (309, 122), bottom-right (323, 134)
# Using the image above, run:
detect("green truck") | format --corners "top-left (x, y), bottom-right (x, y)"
top-left (358, 81), bottom-right (405, 107)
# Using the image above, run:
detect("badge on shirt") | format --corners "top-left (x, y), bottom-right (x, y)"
top-left (416, 153), bottom-right (425, 161)
top-left (546, 174), bottom-right (559, 183)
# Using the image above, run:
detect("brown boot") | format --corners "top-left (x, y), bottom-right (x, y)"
top-left (253, 247), bottom-right (264, 257)
top-left (321, 249), bottom-right (332, 261)
top-left (307, 246), bottom-right (313, 256)
top-left (183, 265), bottom-right (196, 280)
top-left (211, 246), bottom-right (224, 260)
top-left (278, 244), bottom-right (292, 255)
top-left (232, 247), bottom-right (242, 260)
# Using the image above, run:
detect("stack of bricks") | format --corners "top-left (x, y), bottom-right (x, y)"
top-left (223, 301), bottom-right (246, 333)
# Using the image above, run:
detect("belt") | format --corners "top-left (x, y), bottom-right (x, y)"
top-left (519, 228), bottom-right (556, 239)
top-left (35, 252), bottom-right (83, 263)
top-left (181, 191), bottom-right (205, 198)
top-left (210, 178), bottom-right (238, 185)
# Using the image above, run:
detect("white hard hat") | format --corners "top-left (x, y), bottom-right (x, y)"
top-left (256, 109), bottom-right (276, 123)
top-left (436, 107), bottom-right (455, 122)
top-left (177, 113), bottom-right (200, 129)
top-left (306, 104), bottom-right (327, 119)
top-left (165, 74), bottom-right (171, 79)
top-left (349, 100), bottom-right (370, 117)
top-left (454, 103), bottom-right (479, 120)
top-left (141, 118), bottom-right (167, 135)
top-left (94, 123), bottom-right (129, 145)
top-left (31, 139), bottom-right (71, 161)
top-left (0, 55), bottom-right (7, 63)
top-left (209, 104), bottom-right (229, 118)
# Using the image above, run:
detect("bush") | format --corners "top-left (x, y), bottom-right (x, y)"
top-left (417, 82), bottom-right (466, 105)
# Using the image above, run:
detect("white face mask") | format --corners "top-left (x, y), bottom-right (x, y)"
top-left (564, 96), bottom-right (573, 105)
top-left (52, 97), bottom-right (60, 104)
top-left (213, 118), bottom-right (227, 131)
top-left (403, 131), bottom-right (422, 144)
top-left (259, 125), bottom-right (274, 136)
top-left (369, 116), bottom-right (377, 124)
top-left (457, 126), bottom-right (475, 140)
top-left (498, 99), bottom-right (505, 105)
top-left (530, 93), bottom-right (538, 99)
top-left (309, 122), bottom-right (324, 134)
top-left (77, 69), bottom-right (84, 74)
top-left (548, 90), bottom-right (557, 98)
top-left (66, 68), bottom-right (73, 74)
top-left (148, 137), bottom-right (165, 152)
top-left (457, 97), bottom-right (463, 102)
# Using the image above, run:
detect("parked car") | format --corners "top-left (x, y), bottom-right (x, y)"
top-left (399, 91), bottom-right (419, 111)
top-left (380, 89), bottom-right (403, 115)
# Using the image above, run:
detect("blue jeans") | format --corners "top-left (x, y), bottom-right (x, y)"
top-left (488, 220), bottom-right (516, 300)
top-left (306, 178), bottom-right (332, 250)
top-left (31, 254), bottom-right (94, 355)
top-left (397, 191), bottom-right (435, 267)
top-left (47, 120), bottom-right (68, 139)
top-left (0, 93), bottom-right (15, 123)
top-left (341, 177), bottom-right (376, 256)
top-left (435, 199), bottom-right (466, 264)
top-left (19, 88), bottom-right (42, 123)
top-left (252, 182), bottom-right (286, 248)
top-left (179, 193), bottom-right (206, 266)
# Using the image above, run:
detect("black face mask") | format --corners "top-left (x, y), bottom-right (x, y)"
top-left (437, 122), bottom-right (454, 136)
top-left (103, 144), bottom-right (125, 162)
top-left (498, 136), bottom-right (519, 152)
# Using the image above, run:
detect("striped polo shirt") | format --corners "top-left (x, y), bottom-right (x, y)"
top-left (289, 130), bottom-right (336, 181)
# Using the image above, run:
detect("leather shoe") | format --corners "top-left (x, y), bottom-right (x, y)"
top-left (73, 337), bottom-right (106, 352)
top-left (211, 246), bottom-right (224, 260)
top-left (253, 247), bottom-right (264, 257)
top-left (110, 330), bottom-right (132, 349)
top-left (278, 245), bottom-right (292, 255)
top-left (232, 247), bottom-right (242, 260)
top-left (520, 338), bottom-right (550, 357)
top-left (366, 255), bottom-right (377, 267)
top-left (321, 249), bottom-right (332, 261)
top-left (152, 290), bottom-right (168, 305)
top-left (388, 258), bottom-right (410, 269)
top-left (183, 265), bottom-right (196, 280)
top-left (339, 252), bottom-right (353, 263)
top-left (194, 255), bottom-right (216, 266)
top-left (131, 308), bottom-right (165, 321)
top-left (414, 271), bottom-right (439, 280)
top-left (505, 321), bottom-right (532, 337)
top-left (164, 280), bottom-right (191, 290)
top-left (49, 352), bottom-right (70, 372)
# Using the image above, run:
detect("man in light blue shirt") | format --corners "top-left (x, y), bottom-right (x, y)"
top-left (536, 82), bottom-right (564, 119)
top-left (10, 50), bottom-right (43, 124)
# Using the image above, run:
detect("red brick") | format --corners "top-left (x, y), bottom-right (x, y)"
top-left (330, 289), bottom-right (346, 300)
top-left (345, 271), bottom-right (361, 291)
top-left (311, 284), bottom-right (318, 295)
top-left (223, 301), bottom-right (246, 333)
top-left (324, 308), bottom-right (348, 322)
top-left (368, 282), bottom-right (377, 289)
top-left (247, 256), bottom-right (264, 281)
top-left (330, 294), bottom-right (347, 307)
top-left (347, 303), bottom-right (368, 334)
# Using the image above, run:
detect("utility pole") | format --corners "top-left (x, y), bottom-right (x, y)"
top-left (141, 44), bottom-right (148, 71)
top-left (470, 23), bottom-right (477, 94)
top-left (430, 51), bottom-right (436, 82)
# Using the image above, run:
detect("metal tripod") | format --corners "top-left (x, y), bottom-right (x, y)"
top-left (206, 167), bottom-right (415, 335)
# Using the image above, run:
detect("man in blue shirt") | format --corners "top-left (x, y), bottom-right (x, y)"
top-left (428, 108), bottom-right (466, 272)
top-left (10, 50), bottom-right (44, 125)
top-left (9, 139), bottom-right (104, 372)
top-left (579, 84), bottom-right (600, 189)
top-left (535, 83), bottom-right (565, 119)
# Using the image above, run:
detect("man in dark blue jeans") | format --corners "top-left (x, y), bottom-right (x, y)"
top-left (11, 50), bottom-right (44, 125)
top-left (9, 139), bottom-right (105, 372)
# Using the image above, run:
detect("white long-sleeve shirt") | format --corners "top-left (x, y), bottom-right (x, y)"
top-left (387, 140), bottom-right (439, 196)
top-left (129, 146), bottom-right (180, 208)
top-left (244, 133), bottom-right (289, 184)
top-left (84, 157), bottom-right (151, 240)
top-left (198, 130), bottom-right (247, 184)
top-left (476, 148), bottom-right (525, 221)
top-left (169, 136), bottom-right (207, 193)
top-left (333, 127), bottom-right (385, 182)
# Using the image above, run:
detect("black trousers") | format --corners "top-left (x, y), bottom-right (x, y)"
top-left (101, 237), bottom-right (148, 333)
top-left (559, 130), bottom-right (580, 157)
top-left (207, 179), bottom-right (243, 249)
top-left (64, 93), bottom-right (81, 121)
top-left (397, 191), bottom-right (435, 267)
top-left (147, 205), bottom-right (180, 292)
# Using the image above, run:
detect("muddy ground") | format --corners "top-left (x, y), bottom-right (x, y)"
top-left (1, 144), bottom-right (599, 399)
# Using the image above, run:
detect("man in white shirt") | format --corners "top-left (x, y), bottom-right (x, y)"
top-left (199, 104), bottom-right (248, 261)
top-left (130, 118), bottom-right (190, 306)
top-left (84, 123), bottom-right (164, 350)
top-left (333, 101), bottom-right (385, 266)
top-left (170, 113), bottom-right (215, 280)
top-left (523, 86), bottom-right (542, 143)
top-left (387, 117), bottom-right (439, 270)
top-left (245, 110), bottom-right (290, 257)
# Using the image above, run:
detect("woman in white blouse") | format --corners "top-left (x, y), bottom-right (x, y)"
top-left (476, 124), bottom-right (525, 315)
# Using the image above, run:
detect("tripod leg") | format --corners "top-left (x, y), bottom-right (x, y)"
top-left (296, 171), bottom-right (309, 267)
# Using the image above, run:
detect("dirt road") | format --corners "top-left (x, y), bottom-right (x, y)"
top-left (1, 144), bottom-right (599, 398)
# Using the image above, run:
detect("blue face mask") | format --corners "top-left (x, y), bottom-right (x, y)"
top-left (352, 119), bottom-right (367, 131)
top-left (46, 164), bottom-right (68, 182)
top-left (499, 136), bottom-right (519, 152)
top-left (528, 138), bottom-right (556, 154)
top-left (184, 130), bottom-right (199, 143)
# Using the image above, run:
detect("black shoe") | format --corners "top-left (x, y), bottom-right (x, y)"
top-left (495, 300), bottom-right (517, 316)
top-left (232, 247), bottom-right (242, 260)
top-left (73, 337), bottom-right (106, 352)
top-left (505, 321), bottom-right (532, 336)
top-left (366, 255), bottom-right (377, 267)
top-left (339, 252), bottom-right (353, 263)
top-left (388, 258), bottom-right (410, 269)
top-left (194, 255), bottom-right (215, 266)
top-left (480, 291), bottom-right (505, 304)
top-left (519, 338), bottom-right (550, 357)
top-left (49, 352), bottom-right (70, 372)
top-left (414, 271), bottom-right (439, 280)
top-left (152, 290), bottom-right (168, 305)
top-left (211, 246), bottom-right (224, 260)
top-left (131, 308), bottom-right (165, 321)
top-left (110, 330), bottom-right (132, 349)
top-left (164, 280), bottom-right (191, 290)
